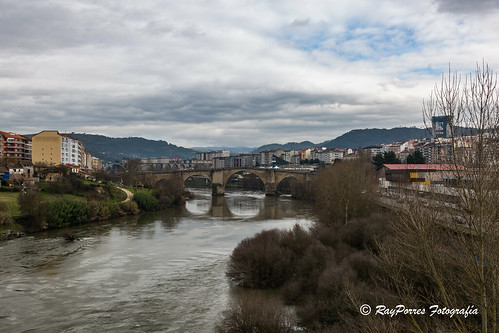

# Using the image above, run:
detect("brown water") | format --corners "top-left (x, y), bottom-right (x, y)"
top-left (0, 188), bottom-right (314, 332)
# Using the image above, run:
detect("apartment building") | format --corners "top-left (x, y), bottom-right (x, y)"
top-left (83, 151), bottom-right (103, 171)
top-left (259, 150), bottom-right (283, 166)
top-left (363, 145), bottom-right (383, 157)
top-left (213, 154), bottom-right (255, 168)
top-left (196, 150), bottom-right (230, 161)
top-left (0, 131), bottom-right (32, 161)
top-left (32, 131), bottom-right (85, 167)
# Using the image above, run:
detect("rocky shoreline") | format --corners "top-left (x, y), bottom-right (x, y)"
top-left (0, 229), bottom-right (25, 241)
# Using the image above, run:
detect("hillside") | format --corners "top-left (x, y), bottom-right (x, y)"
top-left (251, 127), bottom-right (429, 152)
top-left (252, 141), bottom-right (315, 153)
top-left (69, 134), bottom-right (196, 162)
top-left (191, 146), bottom-right (255, 155)
top-left (319, 127), bottom-right (428, 148)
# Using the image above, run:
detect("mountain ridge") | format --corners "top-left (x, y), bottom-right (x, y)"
top-left (251, 127), bottom-right (428, 152)
top-left (24, 127), bottom-right (430, 162)
top-left (63, 133), bottom-right (196, 162)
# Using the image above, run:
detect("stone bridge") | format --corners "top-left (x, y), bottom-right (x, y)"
top-left (147, 168), bottom-right (314, 196)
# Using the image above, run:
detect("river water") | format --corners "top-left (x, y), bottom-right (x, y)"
top-left (0, 188), bottom-right (314, 332)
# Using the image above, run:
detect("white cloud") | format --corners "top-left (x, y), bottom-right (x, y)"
top-left (1, 0), bottom-right (499, 148)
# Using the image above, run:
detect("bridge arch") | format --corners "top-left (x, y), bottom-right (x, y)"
top-left (183, 173), bottom-right (212, 187)
top-left (223, 170), bottom-right (265, 191)
top-left (275, 175), bottom-right (299, 195)
top-left (149, 168), bottom-right (313, 196)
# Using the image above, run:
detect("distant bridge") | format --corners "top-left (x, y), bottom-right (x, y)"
top-left (147, 167), bottom-right (315, 196)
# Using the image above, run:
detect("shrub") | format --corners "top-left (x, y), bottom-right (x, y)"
top-left (296, 262), bottom-right (357, 329)
top-left (216, 293), bottom-right (294, 333)
top-left (282, 242), bottom-right (335, 305)
top-left (119, 201), bottom-right (140, 215)
top-left (342, 251), bottom-right (379, 282)
top-left (88, 201), bottom-right (112, 221)
top-left (46, 181), bottom-right (73, 194)
top-left (228, 229), bottom-right (295, 288)
top-left (47, 198), bottom-right (91, 228)
top-left (228, 225), bottom-right (320, 289)
top-left (0, 212), bottom-right (13, 226)
top-left (133, 191), bottom-right (159, 211)
top-left (154, 177), bottom-right (185, 208)
top-left (17, 190), bottom-right (47, 231)
top-left (340, 213), bottom-right (391, 252)
top-left (280, 224), bottom-right (316, 257)
top-left (0, 202), bottom-right (8, 212)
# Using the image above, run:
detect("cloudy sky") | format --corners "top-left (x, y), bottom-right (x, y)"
top-left (1, 0), bottom-right (499, 147)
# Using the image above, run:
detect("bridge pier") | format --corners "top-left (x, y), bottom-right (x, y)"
top-left (264, 182), bottom-right (277, 196)
top-left (212, 183), bottom-right (225, 196)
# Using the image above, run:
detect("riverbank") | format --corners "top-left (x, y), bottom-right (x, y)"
top-left (0, 180), bottom-right (191, 240)
top-left (0, 182), bottom-right (137, 240)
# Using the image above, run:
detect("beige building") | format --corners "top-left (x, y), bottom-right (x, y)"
top-left (32, 131), bottom-right (85, 167)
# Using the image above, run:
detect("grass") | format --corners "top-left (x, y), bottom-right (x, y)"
top-left (0, 192), bottom-right (21, 216)
top-left (0, 222), bottom-right (24, 232)
top-left (132, 187), bottom-right (155, 195)
top-left (112, 186), bottom-right (128, 202)
top-left (39, 192), bottom-right (87, 202)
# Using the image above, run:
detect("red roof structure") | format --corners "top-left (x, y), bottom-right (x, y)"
top-left (380, 164), bottom-right (465, 171)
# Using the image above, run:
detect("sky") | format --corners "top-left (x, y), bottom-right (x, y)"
top-left (1, 0), bottom-right (499, 148)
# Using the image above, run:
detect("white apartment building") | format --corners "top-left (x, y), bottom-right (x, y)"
top-left (61, 134), bottom-right (84, 166)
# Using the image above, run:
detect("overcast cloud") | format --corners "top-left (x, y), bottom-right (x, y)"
top-left (1, 0), bottom-right (499, 147)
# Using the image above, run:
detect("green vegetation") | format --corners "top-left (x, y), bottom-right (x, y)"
top-left (17, 190), bottom-right (47, 231)
top-left (47, 198), bottom-right (91, 228)
top-left (0, 169), bottom-right (186, 235)
top-left (372, 150), bottom-right (401, 166)
top-left (0, 202), bottom-right (14, 227)
top-left (406, 150), bottom-right (426, 164)
top-left (132, 176), bottom-right (186, 211)
top-left (0, 173), bottom-right (138, 233)
top-left (0, 192), bottom-right (21, 216)
top-left (133, 191), bottom-right (160, 211)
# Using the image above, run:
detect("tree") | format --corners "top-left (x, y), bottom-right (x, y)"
top-left (18, 190), bottom-right (47, 231)
top-left (379, 62), bottom-right (499, 332)
top-left (406, 150), bottom-right (426, 164)
top-left (121, 159), bottom-right (143, 186)
top-left (315, 156), bottom-right (377, 225)
top-left (373, 151), bottom-right (401, 167)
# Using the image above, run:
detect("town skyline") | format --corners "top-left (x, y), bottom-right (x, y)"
top-left (1, 0), bottom-right (499, 147)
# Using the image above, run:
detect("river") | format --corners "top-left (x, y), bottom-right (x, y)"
top-left (0, 188), bottom-right (314, 332)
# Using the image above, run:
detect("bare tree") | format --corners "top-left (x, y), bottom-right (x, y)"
top-left (380, 62), bottom-right (499, 332)
top-left (314, 153), bottom-right (377, 226)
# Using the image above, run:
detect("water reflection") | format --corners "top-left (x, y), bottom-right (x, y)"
top-left (185, 188), bottom-right (309, 221)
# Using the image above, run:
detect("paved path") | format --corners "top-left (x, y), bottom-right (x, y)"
top-left (118, 187), bottom-right (134, 203)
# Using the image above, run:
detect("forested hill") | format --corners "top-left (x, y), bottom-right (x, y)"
top-left (251, 127), bottom-right (429, 152)
top-left (69, 133), bottom-right (196, 162)
top-left (251, 141), bottom-right (315, 153)
top-left (319, 127), bottom-right (428, 148)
